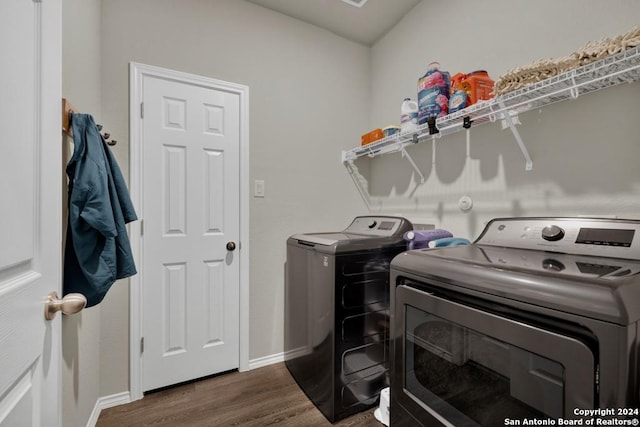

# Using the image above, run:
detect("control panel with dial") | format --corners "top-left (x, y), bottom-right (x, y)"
top-left (346, 216), bottom-right (408, 236)
top-left (477, 217), bottom-right (640, 260)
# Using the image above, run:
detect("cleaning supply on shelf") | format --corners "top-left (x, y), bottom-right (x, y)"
top-left (400, 98), bottom-right (418, 133)
top-left (417, 62), bottom-right (451, 124)
top-left (449, 70), bottom-right (495, 113)
top-left (361, 128), bottom-right (383, 146)
top-left (448, 73), bottom-right (469, 114)
top-left (465, 70), bottom-right (495, 105)
top-left (403, 229), bottom-right (453, 250)
top-left (382, 125), bottom-right (400, 138)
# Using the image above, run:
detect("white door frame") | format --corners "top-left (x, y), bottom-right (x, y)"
top-left (128, 62), bottom-right (250, 400)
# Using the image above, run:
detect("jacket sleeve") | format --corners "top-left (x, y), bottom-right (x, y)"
top-left (103, 141), bottom-right (138, 224)
top-left (75, 160), bottom-right (117, 238)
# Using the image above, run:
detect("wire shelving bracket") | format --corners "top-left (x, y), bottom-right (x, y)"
top-left (342, 45), bottom-right (640, 174)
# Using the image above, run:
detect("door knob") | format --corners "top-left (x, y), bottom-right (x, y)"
top-left (44, 292), bottom-right (87, 320)
top-left (226, 241), bottom-right (236, 251)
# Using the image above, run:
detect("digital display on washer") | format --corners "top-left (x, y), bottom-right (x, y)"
top-left (575, 228), bottom-right (635, 247)
top-left (377, 221), bottom-right (395, 231)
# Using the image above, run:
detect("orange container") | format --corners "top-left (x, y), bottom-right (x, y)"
top-left (463, 70), bottom-right (494, 105)
top-left (361, 128), bottom-right (383, 146)
top-left (450, 73), bottom-right (467, 93)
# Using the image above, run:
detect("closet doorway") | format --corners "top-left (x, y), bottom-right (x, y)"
top-left (129, 63), bottom-right (250, 396)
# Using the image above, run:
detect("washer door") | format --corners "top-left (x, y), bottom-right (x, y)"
top-left (393, 285), bottom-right (595, 426)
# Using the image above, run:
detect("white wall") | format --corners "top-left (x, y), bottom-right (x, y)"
top-left (99, 0), bottom-right (368, 371)
top-left (367, 0), bottom-right (640, 239)
top-left (61, 0), bottom-right (103, 425)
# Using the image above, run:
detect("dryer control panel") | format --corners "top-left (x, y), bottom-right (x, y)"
top-left (290, 216), bottom-right (413, 247)
top-left (345, 216), bottom-right (409, 236)
top-left (477, 217), bottom-right (640, 260)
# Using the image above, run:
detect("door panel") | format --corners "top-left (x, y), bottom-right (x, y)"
top-left (394, 285), bottom-right (595, 426)
top-left (0, 0), bottom-right (61, 425)
top-left (142, 74), bottom-right (240, 391)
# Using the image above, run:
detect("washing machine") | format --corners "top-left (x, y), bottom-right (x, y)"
top-left (285, 216), bottom-right (413, 422)
top-left (389, 217), bottom-right (640, 426)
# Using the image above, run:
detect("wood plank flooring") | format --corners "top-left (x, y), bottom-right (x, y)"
top-left (97, 363), bottom-right (380, 426)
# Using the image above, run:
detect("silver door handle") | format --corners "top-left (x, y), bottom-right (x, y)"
top-left (44, 292), bottom-right (87, 320)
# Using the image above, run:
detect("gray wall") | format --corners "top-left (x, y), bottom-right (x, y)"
top-left (61, 0), bottom-right (103, 425)
top-left (63, 2), bottom-right (370, 422)
top-left (367, 0), bottom-right (640, 239)
top-left (98, 0), bottom-right (368, 384)
top-left (61, 1), bottom-right (640, 425)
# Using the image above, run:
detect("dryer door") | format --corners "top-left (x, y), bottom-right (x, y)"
top-left (392, 285), bottom-right (596, 427)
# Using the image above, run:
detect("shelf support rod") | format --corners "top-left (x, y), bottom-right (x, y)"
top-left (399, 146), bottom-right (425, 184)
top-left (570, 71), bottom-right (579, 99)
top-left (497, 99), bottom-right (533, 171)
top-left (343, 159), bottom-right (378, 211)
top-left (432, 138), bottom-right (436, 166)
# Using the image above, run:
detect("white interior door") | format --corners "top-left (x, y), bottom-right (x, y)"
top-left (0, 0), bottom-right (62, 425)
top-left (140, 71), bottom-right (241, 391)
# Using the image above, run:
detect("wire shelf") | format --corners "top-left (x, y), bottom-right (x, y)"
top-left (343, 45), bottom-right (640, 164)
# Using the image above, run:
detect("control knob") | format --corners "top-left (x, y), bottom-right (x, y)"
top-left (542, 258), bottom-right (565, 272)
top-left (368, 220), bottom-right (378, 229)
top-left (541, 225), bottom-right (565, 242)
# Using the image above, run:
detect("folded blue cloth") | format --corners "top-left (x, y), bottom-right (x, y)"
top-left (433, 237), bottom-right (471, 247)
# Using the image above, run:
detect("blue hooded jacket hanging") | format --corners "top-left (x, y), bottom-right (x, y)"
top-left (63, 113), bottom-right (137, 307)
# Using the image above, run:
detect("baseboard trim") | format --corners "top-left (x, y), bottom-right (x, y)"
top-left (247, 351), bottom-right (286, 370)
top-left (86, 391), bottom-right (132, 427)
top-left (86, 353), bottom-right (291, 425)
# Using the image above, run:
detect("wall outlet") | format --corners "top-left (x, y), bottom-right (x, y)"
top-left (458, 195), bottom-right (473, 212)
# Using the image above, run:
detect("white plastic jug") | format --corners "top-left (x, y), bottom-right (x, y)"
top-left (400, 98), bottom-right (418, 133)
top-left (374, 387), bottom-right (390, 426)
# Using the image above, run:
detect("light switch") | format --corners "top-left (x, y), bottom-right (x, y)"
top-left (254, 180), bottom-right (265, 198)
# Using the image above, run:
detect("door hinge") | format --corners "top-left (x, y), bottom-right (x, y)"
top-left (140, 337), bottom-right (145, 354)
top-left (140, 219), bottom-right (144, 237)
top-left (140, 102), bottom-right (144, 119)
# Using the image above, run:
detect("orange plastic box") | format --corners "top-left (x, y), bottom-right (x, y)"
top-left (361, 128), bottom-right (383, 146)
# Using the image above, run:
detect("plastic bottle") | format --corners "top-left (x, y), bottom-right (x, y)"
top-left (448, 72), bottom-right (469, 114)
top-left (417, 62), bottom-right (451, 124)
top-left (465, 70), bottom-right (495, 105)
top-left (400, 98), bottom-right (418, 133)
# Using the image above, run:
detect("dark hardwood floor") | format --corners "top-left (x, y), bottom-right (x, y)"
top-left (97, 363), bottom-right (380, 426)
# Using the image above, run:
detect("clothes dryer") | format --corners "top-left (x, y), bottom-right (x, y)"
top-left (390, 217), bottom-right (640, 426)
top-left (285, 216), bottom-right (413, 422)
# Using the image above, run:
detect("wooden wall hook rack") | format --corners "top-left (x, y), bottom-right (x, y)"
top-left (62, 98), bottom-right (117, 146)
